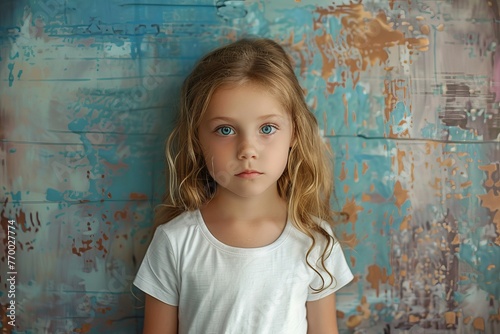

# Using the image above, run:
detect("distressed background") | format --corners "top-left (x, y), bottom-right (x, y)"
top-left (1, 0), bottom-right (500, 333)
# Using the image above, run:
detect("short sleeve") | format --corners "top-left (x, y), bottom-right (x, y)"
top-left (133, 227), bottom-right (179, 306)
top-left (307, 224), bottom-right (354, 301)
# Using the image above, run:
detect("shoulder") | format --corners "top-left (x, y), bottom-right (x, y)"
top-left (155, 210), bottom-right (199, 235)
top-left (285, 216), bottom-right (340, 262)
top-left (149, 210), bottom-right (201, 251)
top-left (290, 215), bottom-right (349, 267)
top-left (291, 215), bottom-right (337, 244)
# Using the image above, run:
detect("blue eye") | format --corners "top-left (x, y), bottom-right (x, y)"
top-left (260, 124), bottom-right (277, 135)
top-left (216, 126), bottom-right (234, 136)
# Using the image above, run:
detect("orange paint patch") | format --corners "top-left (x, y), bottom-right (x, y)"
top-left (397, 149), bottom-right (406, 174)
top-left (362, 161), bottom-right (369, 175)
top-left (316, 4), bottom-right (428, 70)
top-left (342, 197), bottom-right (364, 225)
top-left (420, 24), bottom-right (430, 35)
top-left (477, 189), bottom-right (500, 245)
top-left (314, 33), bottom-right (336, 80)
top-left (490, 308), bottom-right (500, 321)
top-left (339, 161), bottom-right (347, 181)
top-left (74, 323), bottom-right (92, 333)
top-left (346, 314), bottom-right (363, 328)
top-left (438, 157), bottom-right (455, 167)
top-left (409, 314), bottom-right (420, 323)
top-left (430, 177), bottom-right (442, 191)
top-left (472, 317), bottom-right (485, 331)
top-left (399, 214), bottom-right (411, 230)
top-left (393, 181), bottom-right (409, 211)
top-left (383, 79), bottom-right (398, 122)
top-left (366, 264), bottom-right (395, 296)
top-left (72, 239), bottom-right (92, 256)
top-left (113, 210), bottom-right (128, 221)
top-left (444, 311), bottom-right (457, 327)
top-left (479, 164), bottom-right (499, 188)
top-left (460, 180), bottom-right (472, 189)
top-left (130, 192), bottom-right (148, 200)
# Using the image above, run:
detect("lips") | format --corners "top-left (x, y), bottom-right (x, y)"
top-left (235, 170), bottom-right (263, 177)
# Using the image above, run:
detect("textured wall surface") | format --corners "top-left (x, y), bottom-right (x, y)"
top-left (1, 0), bottom-right (499, 333)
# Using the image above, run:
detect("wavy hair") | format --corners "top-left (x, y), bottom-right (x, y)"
top-left (155, 38), bottom-right (341, 293)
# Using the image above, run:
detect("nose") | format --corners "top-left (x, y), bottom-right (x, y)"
top-left (237, 137), bottom-right (258, 160)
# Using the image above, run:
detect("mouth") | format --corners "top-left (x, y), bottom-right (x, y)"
top-left (235, 170), bottom-right (263, 178)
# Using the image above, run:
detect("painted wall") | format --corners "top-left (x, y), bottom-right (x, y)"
top-left (1, 0), bottom-right (499, 333)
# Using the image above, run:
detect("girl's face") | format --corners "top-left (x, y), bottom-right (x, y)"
top-left (197, 82), bottom-right (293, 200)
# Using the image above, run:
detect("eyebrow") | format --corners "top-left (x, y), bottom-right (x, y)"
top-left (207, 114), bottom-right (286, 123)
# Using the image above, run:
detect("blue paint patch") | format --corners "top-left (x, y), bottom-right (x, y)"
top-left (46, 188), bottom-right (64, 202)
top-left (9, 51), bottom-right (19, 60)
top-left (7, 63), bottom-right (15, 86)
top-left (68, 118), bottom-right (88, 132)
top-left (10, 191), bottom-right (22, 201)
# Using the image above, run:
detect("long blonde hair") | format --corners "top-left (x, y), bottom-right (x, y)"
top-left (156, 38), bottom-right (340, 293)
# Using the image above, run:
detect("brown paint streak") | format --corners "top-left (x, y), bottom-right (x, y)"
top-left (420, 24), bottom-right (430, 35)
top-left (1, 303), bottom-right (14, 333)
top-left (130, 192), bottom-right (148, 200)
top-left (362, 161), bottom-right (369, 175)
top-left (72, 239), bottom-right (92, 256)
top-left (397, 149), bottom-right (406, 174)
top-left (399, 214), bottom-right (411, 230)
top-left (445, 311), bottom-right (457, 328)
top-left (383, 79), bottom-right (397, 122)
top-left (1, 201), bottom-right (41, 257)
top-left (479, 164), bottom-right (500, 188)
top-left (73, 323), bottom-right (92, 333)
top-left (339, 161), bottom-right (347, 181)
top-left (342, 197), bottom-right (364, 225)
top-left (316, 4), bottom-right (428, 72)
top-left (113, 210), bottom-right (128, 220)
top-left (314, 34), bottom-right (336, 80)
top-left (472, 317), bottom-right (485, 331)
top-left (96, 238), bottom-right (108, 255)
top-left (366, 264), bottom-right (394, 297)
top-left (393, 181), bottom-right (409, 211)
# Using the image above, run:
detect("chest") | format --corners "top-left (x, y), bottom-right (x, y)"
top-left (178, 244), bottom-right (312, 304)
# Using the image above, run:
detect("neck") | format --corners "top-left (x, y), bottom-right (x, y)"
top-left (203, 186), bottom-right (287, 223)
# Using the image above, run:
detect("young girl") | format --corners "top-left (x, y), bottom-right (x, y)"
top-left (133, 38), bottom-right (353, 334)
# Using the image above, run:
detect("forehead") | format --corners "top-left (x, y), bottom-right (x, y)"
top-left (203, 82), bottom-right (290, 122)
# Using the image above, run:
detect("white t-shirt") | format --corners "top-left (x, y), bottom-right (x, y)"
top-left (133, 209), bottom-right (353, 334)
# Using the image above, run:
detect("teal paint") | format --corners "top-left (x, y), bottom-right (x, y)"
top-left (1, 0), bottom-right (499, 333)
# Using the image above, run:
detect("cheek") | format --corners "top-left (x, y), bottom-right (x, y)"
top-left (206, 153), bottom-right (241, 188)
top-left (202, 146), bottom-right (237, 176)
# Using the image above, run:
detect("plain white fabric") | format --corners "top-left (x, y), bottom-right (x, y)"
top-left (133, 209), bottom-right (353, 334)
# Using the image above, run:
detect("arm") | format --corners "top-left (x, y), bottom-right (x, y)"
top-left (306, 293), bottom-right (339, 334)
top-left (143, 294), bottom-right (178, 334)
